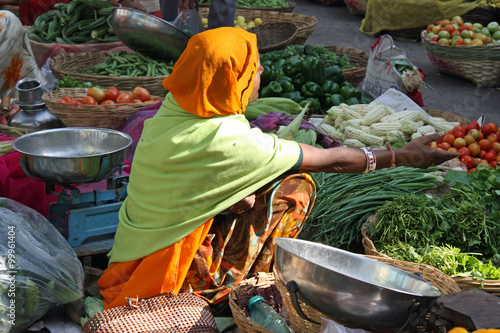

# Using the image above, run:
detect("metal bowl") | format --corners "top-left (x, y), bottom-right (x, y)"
top-left (112, 7), bottom-right (190, 61)
top-left (12, 128), bottom-right (133, 184)
top-left (274, 238), bottom-right (443, 330)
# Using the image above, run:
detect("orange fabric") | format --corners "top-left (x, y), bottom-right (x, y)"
top-left (162, 27), bottom-right (258, 118)
top-left (98, 218), bottom-right (214, 309)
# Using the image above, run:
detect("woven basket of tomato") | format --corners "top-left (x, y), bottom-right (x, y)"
top-left (421, 15), bottom-right (500, 87)
top-left (42, 87), bottom-right (162, 130)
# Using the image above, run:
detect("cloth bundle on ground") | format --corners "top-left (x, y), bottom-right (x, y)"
top-left (360, 0), bottom-right (481, 36)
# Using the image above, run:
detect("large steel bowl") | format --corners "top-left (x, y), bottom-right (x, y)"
top-left (274, 238), bottom-right (442, 330)
top-left (112, 7), bottom-right (190, 61)
top-left (12, 128), bottom-right (132, 184)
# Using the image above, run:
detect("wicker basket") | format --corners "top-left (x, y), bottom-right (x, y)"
top-left (274, 254), bottom-right (460, 333)
top-left (199, 0), bottom-right (296, 12)
top-left (342, 0), bottom-right (368, 16)
top-left (42, 88), bottom-right (162, 130)
top-left (49, 52), bottom-right (168, 97)
top-left (423, 107), bottom-right (471, 126)
top-left (248, 22), bottom-right (298, 53)
top-left (322, 45), bottom-right (369, 87)
top-left (198, 8), bottom-right (318, 45)
top-left (421, 30), bottom-right (500, 87)
top-left (228, 272), bottom-right (289, 333)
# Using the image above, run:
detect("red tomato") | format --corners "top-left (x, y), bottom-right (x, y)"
top-left (101, 99), bottom-right (116, 105)
top-left (58, 99), bottom-right (69, 103)
top-left (448, 147), bottom-right (459, 153)
top-left (87, 87), bottom-right (105, 103)
top-left (442, 133), bottom-right (456, 145)
top-left (132, 99), bottom-right (143, 103)
top-left (492, 141), bottom-right (500, 152)
top-left (453, 131), bottom-right (465, 139)
top-left (81, 96), bottom-right (97, 105)
top-left (453, 137), bottom-right (467, 149)
top-left (439, 142), bottom-right (452, 150)
top-left (479, 139), bottom-right (492, 151)
top-left (62, 96), bottom-right (73, 102)
top-left (458, 146), bottom-right (470, 158)
top-left (485, 151), bottom-right (497, 162)
top-left (489, 122), bottom-right (498, 133)
top-left (468, 142), bottom-right (481, 156)
top-left (460, 155), bottom-right (475, 169)
top-left (132, 87), bottom-right (151, 102)
top-left (490, 160), bottom-right (499, 168)
top-left (464, 134), bottom-right (476, 146)
top-left (487, 133), bottom-right (499, 143)
top-left (103, 88), bottom-right (120, 102)
top-left (479, 150), bottom-right (487, 159)
top-left (468, 121), bottom-right (481, 130)
top-left (481, 124), bottom-right (493, 136)
top-left (116, 92), bottom-right (133, 104)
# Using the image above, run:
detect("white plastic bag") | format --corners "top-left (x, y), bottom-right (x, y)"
top-left (0, 198), bottom-right (84, 333)
top-left (171, 8), bottom-right (204, 36)
top-left (361, 35), bottom-right (409, 99)
top-left (320, 317), bottom-right (370, 333)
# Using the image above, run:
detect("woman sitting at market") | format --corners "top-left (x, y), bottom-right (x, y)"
top-left (97, 27), bottom-right (459, 312)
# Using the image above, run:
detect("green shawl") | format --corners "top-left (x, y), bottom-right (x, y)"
top-left (109, 93), bottom-right (301, 263)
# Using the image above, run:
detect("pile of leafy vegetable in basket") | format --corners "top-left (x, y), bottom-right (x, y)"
top-left (258, 45), bottom-right (371, 114)
top-left (299, 166), bottom-right (447, 251)
top-left (366, 167), bottom-right (500, 281)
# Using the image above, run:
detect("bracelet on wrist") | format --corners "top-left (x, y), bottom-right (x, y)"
top-left (385, 142), bottom-right (396, 168)
top-left (361, 147), bottom-right (376, 173)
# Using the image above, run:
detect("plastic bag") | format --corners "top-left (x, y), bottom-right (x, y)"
top-left (0, 198), bottom-right (84, 333)
top-left (361, 35), bottom-right (408, 99)
top-left (171, 8), bottom-right (204, 36)
top-left (320, 317), bottom-right (370, 333)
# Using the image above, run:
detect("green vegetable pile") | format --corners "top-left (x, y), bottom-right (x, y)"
top-left (300, 166), bottom-right (445, 250)
top-left (26, 0), bottom-right (118, 44)
top-left (77, 51), bottom-right (175, 77)
top-left (367, 167), bottom-right (500, 282)
top-left (53, 75), bottom-right (103, 90)
top-left (199, 0), bottom-right (290, 8)
top-left (258, 45), bottom-right (370, 114)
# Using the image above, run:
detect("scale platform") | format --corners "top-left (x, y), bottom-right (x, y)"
top-left (48, 176), bottom-right (129, 256)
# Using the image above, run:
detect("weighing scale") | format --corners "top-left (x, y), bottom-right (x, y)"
top-left (12, 127), bottom-right (133, 257)
top-left (46, 175), bottom-right (129, 255)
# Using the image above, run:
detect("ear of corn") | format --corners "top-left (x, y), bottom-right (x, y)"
top-left (417, 125), bottom-right (437, 136)
top-left (369, 122), bottom-right (402, 136)
top-left (361, 105), bottom-right (390, 126)
top-left (343, 138), bottom-right (365, 148)
top-left (380, 110), bottom-right (422, 123)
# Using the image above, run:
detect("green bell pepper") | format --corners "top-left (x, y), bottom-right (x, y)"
top-left (325, 65), bottom-right (344, 84)
top-left (302, 56), bottom-right (325, 85)
top-left (282, 55), bottom-right (304, 77)
top-left (292, 73), bottom-right (305, 90)
top-left (339, 86), bottom-right (362, 100)
top-left (301, 81), bottom-right (324, 98)
top-left (281, 91), bottom-right (302, 103)
top-left (273, 59), bottom-right (286, 78)
top-left (345, 97), bottom-right (360, 106)
top-left (360, 96), bottom-right (372, 104)
top-left (322, 80), bottom-right (340, 95)
top-left (325, 94), bottom-right (345, 107)
top-left (261, 62), bottom-right (277, 85)
top-left (277, 76), bottom-right (295, 93)
top-left (260, 81), bottom-right (283, 98)
top-left (299, 97), bottom-right (321, 114)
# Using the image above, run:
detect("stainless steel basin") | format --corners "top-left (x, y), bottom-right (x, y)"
top-left (274, 238), bottom-right (442, 330)
top-left (12, 127), bottom-right (132, 184)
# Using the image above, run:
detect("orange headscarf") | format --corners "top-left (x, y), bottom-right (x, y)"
top-left (162, 27), bottom-right (259, 118)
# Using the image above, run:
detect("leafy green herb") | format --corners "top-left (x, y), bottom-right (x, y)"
top-left (53, 75), bottom-right (102, 90)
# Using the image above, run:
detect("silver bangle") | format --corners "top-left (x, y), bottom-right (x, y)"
top-left (361, 147), bottom-right (376, 173)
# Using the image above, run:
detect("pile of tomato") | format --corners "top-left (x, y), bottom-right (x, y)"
top-left (429, 121), bottom-right (500, 172)
top-left (57, 86), bottom-right (159, 105)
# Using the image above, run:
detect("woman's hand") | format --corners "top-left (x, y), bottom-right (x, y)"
top-left (394, 132), bottom-right (461, 168)
top-left (223, 194), bottom-right (256, 215)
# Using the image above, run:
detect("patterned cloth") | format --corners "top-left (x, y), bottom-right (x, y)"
top-left (98, 171), bottom-right (316, 310)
